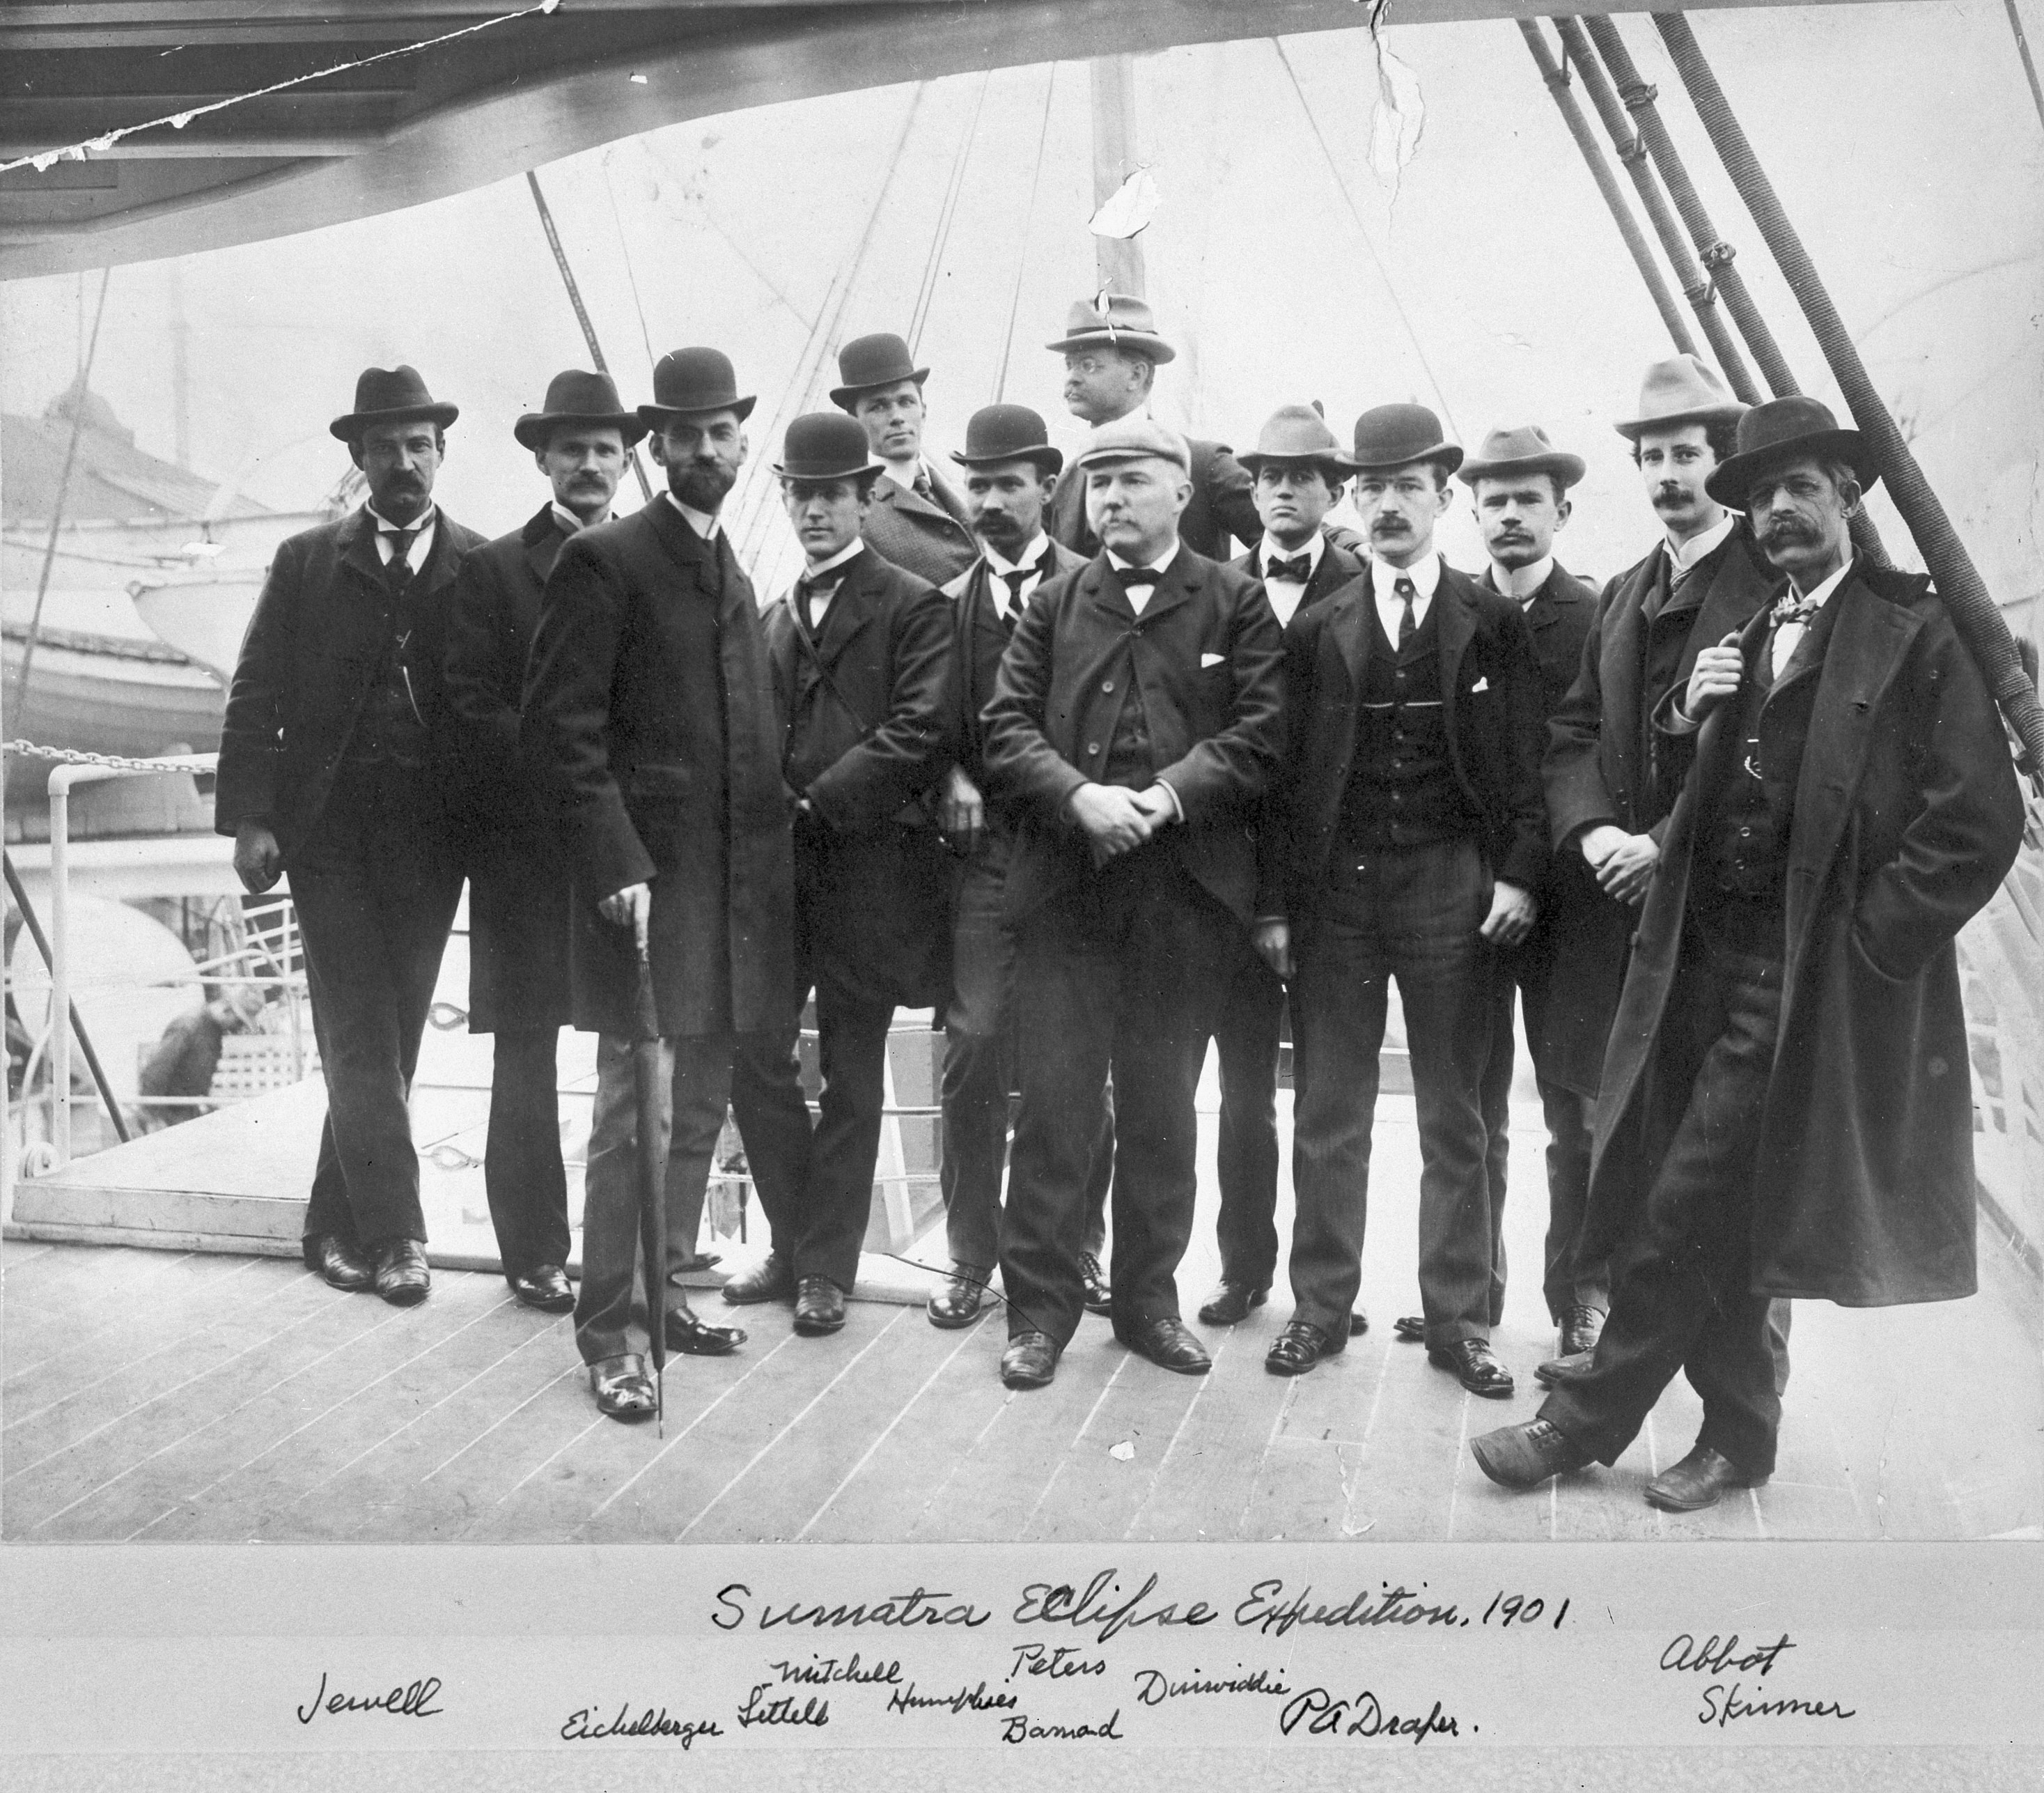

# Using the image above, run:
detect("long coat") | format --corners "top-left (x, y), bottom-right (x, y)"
top-left (1584, 563), bottom-right (2025, 1306)
top-left (444, 504), bottom-right (574, 1032)
top-left (942, 539), bottom-right (1089, 798)
top-left (762, 545), bottom-right (955, 1007)
top-left (860, 465), bottom-right (979, 588)
top-left (520, 498), bottom-right (795, 1040)
top-left (215, 505), bottom-right (483, 857)
top-left (1540, 522), bottom-right (1776, 1094)
top-left (1048, 433), bottom-right (1262, 561)
top-left (1268, 562), bottom-right (1550, 925)
top-left (982, 547), bottom-right (1285, 924)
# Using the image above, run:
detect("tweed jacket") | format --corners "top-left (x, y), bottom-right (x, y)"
top-left (860, 465), bottom-right (979, 588)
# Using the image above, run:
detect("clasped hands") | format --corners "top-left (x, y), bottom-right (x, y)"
top-left (1067, 780), bottom-right (1178, 864)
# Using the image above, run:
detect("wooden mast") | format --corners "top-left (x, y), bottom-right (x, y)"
top-left (1089, 55), bottom-right (1144, 296)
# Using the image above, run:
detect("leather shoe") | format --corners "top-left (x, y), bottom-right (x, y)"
top-left (1393, 1313), bottom-right (1426, 1342)
top-left (1117, 1314), bottom-right (1212, 1376)
top-left (927, 1264), bottom-right (992, 1329)
top-left (589, 1353), bottom-right (657, 1423)
top-left (665, 1300), bottom-right (745, 1356)
top-left (305, 1232), bottom-right (373, 1293)
top-left (1644, 1444), bottom-right (1769, 1512)
top-left (1470, 1418), bottom-right (1593, 1489)
top-left (792, 1275), bottom-right (847, 1336)
top-left (1196, 1280), bottom-right (1268, 1326)
top-left (371, 1238), bottom-right (430, 1306)
top-left (1265, 1319), bottom-right (1338, 1376)
top-left (1001, 1330), bottom-right (1060, 1389)
top-left (1079, 1251), bottom-right (1111, 1317)
top-left (1427, 1337), bottom-right (1515, 1398)
top-left (721, 1252), bottom-right (795, 1305)
top-left (1534, 1347), bottom-right (1596, 1388)
top-left (1349, 1310), bottom-right (1369, 1336)
top-left (1559, 1303), bottom-right (1605, 1358)
top-left (510, 1264), bottom-right (574, 1314)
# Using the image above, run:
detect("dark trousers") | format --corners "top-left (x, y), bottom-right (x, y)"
top-left (940, 832), bottom-right (1109, 1272)
top-left (294, 763), bottom-right (464, 1250)
top-left (1288, 837), bottom-right (1497, 1346)
top-left (578, 1029), bottom-right (813, 1365)
top-left (1000, 847), bottom-right (1236, 1348)
top-left (484, 1028), bottom-right (571, 1280)
top-left (1212, 943), bottom-right (1284, 1290)
top-left (1540, 928), bottom-right (1786, 1476)
top-left (1480, 931), bottom-right (1604, 1327)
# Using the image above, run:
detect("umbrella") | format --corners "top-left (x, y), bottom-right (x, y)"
top-left (630, 954), bottom-right (668, 1436)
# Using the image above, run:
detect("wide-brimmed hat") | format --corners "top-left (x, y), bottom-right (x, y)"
top-left (1614, 353), bottom-right (1746, 442)
top-left (1072, 415), bottom-right (1190, 475)
top-left (829, 332), bottom-right (930, 410)
top-left (1704, 395), bottom-right (1879, 509)
top-left (1349, 403), bottom-right (1463, 476)
top-left (1046, 293), bottom-right (1177, 364)
top-left (949, 403), bottom-right (1063, 476)
top-left (329, 365), bottom-right (458, 442)
top-left (637, 348), bottom-right (755, 426)
top-left (774, 412), bottom-right (883, 483)
top-left (513, 368), bottom-right (648, 451)
top-left (1239, 403), bottom-right (1355, 477)
top-left (1458, 423), bottom-right (1586, 490)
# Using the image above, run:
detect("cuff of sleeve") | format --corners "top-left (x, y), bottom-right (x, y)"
top-left (1155, 779), bottom-right (1185, 823)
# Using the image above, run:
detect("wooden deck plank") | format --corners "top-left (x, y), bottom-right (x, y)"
top-left (1127, 1317), bottom-right (1295, 1541)
top-left (1020, 1340), bottom-right (1208, 1543)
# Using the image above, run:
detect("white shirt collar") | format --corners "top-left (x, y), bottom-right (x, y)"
top-left (1370, 553), bottom-right (1442, 602)
top-left (1667, 509), bottom-right (1735, 575)
top-left (1790, 553), bottom-right (1855, 611)
top-left (552, 502), bottom-right (611, 536)
top-left (1106, 539), bottom-right (1181, 577)
top-left (983, 533), bottom-right (1052, 580)
top-left (367, 502), bottom-right (435, 535)
top-left (1258, 531), bottom-right (1325, 578)
top-left (802, 538), bottom-right (865, 581)
top-left (664, 492), bottom-right (721, 541)
top-left (1490, 553), bottom-right (1554, 604)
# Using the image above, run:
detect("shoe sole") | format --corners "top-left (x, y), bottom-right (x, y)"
top-left (1643, 1473), bottom-right (1769, 1513)
top-left (1427, 1349), bottom-right (1514, 1399)
top-left (792, 1314), bottom-right (845, 1337)
top-left (721, 1284), bottom-right (795, 1305)
top-left (1264, 1351), bottom-right (1324, 1377)
top-left (666, 1335), bottom-right (743, 1357)
top-left (926, 1305), bottom-right (985, 1330)
top-left (378, 1284), bottom-right (429, 1307)
top-left (1001, 1369), bottom-right (1055, 1390)
top-left (321, 1273), bottom-right (374, 1293)
top-left (1124, 1346), bottom-right (1212, 1376)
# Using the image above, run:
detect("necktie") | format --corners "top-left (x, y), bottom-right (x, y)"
top-left (998, 569), bottom-right (1030, 628)
top-left (911, 467), bottom-right (935, 504)
top-left (384, 527), bottom-right (419, 596)
top-left (1770, 591), bottom-right (1822, 676)
top-left (1265, 552), bottom-right (1312, 584)
top-left (796, 573), bottom-right (834, 634)
top-left (1395, 575), bottom-right (1417, 651)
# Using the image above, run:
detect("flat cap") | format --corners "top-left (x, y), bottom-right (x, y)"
top-left (1072, 415), bottom-right (1191, 474)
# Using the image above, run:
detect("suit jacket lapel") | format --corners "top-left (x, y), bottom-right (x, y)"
top-left (812, 552), bottom-right (879, 668)
top-left (522, 505), bottom-right (565, 587)
top-left (642, 492), bottom-right (724, 602)
top-left (338, 507), bottom-right (386, 592)
top-left (1433, 575), bottom-right (1476, 759)
top-left (1081, 557), bottom-right (1136, 626)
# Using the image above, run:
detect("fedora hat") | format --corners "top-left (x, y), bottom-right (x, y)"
top-left (1703, 394), bottom-right (1879, 509)
top-left (513, 368), bottom-right (648, 451)
top-left (1614, 353), bottom-right (1746, 441)
top-left (1458, 424), bottom-right (1586, 490)
top-left (1072, 415), bottom-right (1190, 475)
top-left (637, 348), bottom-right (755, 426)
top-left (329, 365), bottom-right (458, 441)
top-left (1239, 403), bottom-right (1356, 476)
top-left (829, 332), bottom-right (930, 410)
top-left (773, 412), bottom-right (883, 483)
top-left (1348, 403), bottom-right (1463, 476)
top-left (949, 403), bottom-right (1063, 476)
top-left (1045, 292), bottom-right (1177, 364)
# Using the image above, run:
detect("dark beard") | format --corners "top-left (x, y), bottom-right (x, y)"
top-left (669, 461), bottom-right (735, 511)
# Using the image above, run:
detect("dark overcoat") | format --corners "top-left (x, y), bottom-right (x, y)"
top-left (1540, 522), bottom-right (1775, 1094)
top-left (982, 547), bottom-right (1285, 924)
top-left (520, 498), bottom-right (795, 1040)
top-left (444, 504), bottom-right (574, 1032)
top-left (861, 466), bottom-right (979, 588)
top-left (1583, 564), bottom-right (2025, 1305)
top-left (762, 545), bottom-right (955, 1007)
top-left (942, 539), bottom-right (1089, 797)
top-left (1268, 563), bottom-right (1550, 926)
top-left (215, 505), bottom-right (483, 857)
top-left (1048, 433), bottom-right (1262, 561)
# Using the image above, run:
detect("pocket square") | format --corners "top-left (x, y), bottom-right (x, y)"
top-left (1201, 651), bottom-right (1226, 668)
top-left (1469, 676), bottom-right (1490, 694)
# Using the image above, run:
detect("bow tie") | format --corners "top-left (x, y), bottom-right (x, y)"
top-left (1772, 593), bottom-right (1823, 628)
top-left (1118, 564), bottom-right (1162, 588)
top-left (1265, 553), bottom-right (1312, 583)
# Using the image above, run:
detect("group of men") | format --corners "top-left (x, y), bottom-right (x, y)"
top-left (217, 289), bottom-right (2023, 1509)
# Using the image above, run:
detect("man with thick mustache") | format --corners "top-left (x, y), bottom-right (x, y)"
top-left (1473, 397), bottom-right (2024, 1509)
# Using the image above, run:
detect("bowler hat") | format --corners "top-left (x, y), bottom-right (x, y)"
top-left (513, 368), bottom-right (648, 451)
top-left (1348, 403), bottom-right (1463, 476)
top-left (1703, 395), bottom-right (1879, 509)
top-left (774, 412), bottom-right (882, 483)
top-left (1239, 403), bottom-right (1355, 477)
top-left (1458, 424), bottom-right (1586, 490)
top-left (829, 333), bottom-right (930, 410)
top-left (329, 365), bottom-right (458, 442)
top-left (1614, 353), bottom-right (1746, 441)
top-left (1072, 415), bottom-right (1190, 475)
top-left (637, 348), bottom-right (755, 426)
top-left (949, 403), bottom-right (1063, 476)
top-left (1045, 292), bottom-right (1177, 364)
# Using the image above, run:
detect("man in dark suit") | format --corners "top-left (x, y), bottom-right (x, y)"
top-left (521, 348), bottom-right (809, 1421)
top-left (1473, 398), bottom-right (2024, 1509)
top-left (1198, 403), bottom-right (1365, 1330)
top-left (926, 403), bottom-right (1096, 1328)
top-left (751, 412), bottom-right (955, 1339)
top-left (1455, 425), bottom-right (1606, 1363)
top-left (984, 417), bottom-right (1284, 1390)
top-left (1256, 405), bottom-right (1547, 1387)
top-left (217, 366), bottom-right (481, 1307)
top-left (832, 332), bottom-right (978, 587)
top-left (445, 369), bottom-right (643, 1316)
top-left (1043, 293), bottom-right (1260, 561)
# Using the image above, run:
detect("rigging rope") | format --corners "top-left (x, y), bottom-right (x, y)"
top-left (2004, 0), bottom-right (2044, 132)
top-left (908, 70), bottom-right (992, 357)
top-left (993, 63), bottom-right (1060, 405)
